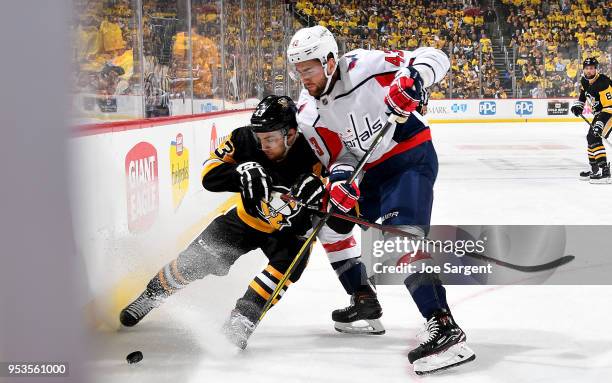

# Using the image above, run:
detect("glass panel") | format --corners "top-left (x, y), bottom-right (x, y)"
top-left (142, 0), bottom-right (193, 116)
top-left (71, 0), bottom-right (144, 123)
top-left (221, 0), bottom-right (238, 109)
top-left (191, 0), bottom-right (223, 113)
top-left (72, 0), bottom-right (307, 120)
top-left (285, 6), bottom-right (305, 101)
top-left (260, 0), bottom-right (273, 97)
top-left (270, 1), bottom-right (286, 97)
top-left (243, 0), bottom-right (263, 102)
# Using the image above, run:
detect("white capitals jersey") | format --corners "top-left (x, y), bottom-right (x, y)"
top-left (297, 47), bottom-right (450, 171)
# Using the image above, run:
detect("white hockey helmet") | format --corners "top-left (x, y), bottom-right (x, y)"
top-left (287, 25), bottom-right (338, 66)
top-left (287, 26), bottom-right (339, 95)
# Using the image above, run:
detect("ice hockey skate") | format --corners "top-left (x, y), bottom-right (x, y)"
top-left (580, 168), bottom-right (593, 180)
top-left (332, 292), bottom-right (385, 335)
top-left (119, 290), bottom-right (163, 327)
top-left (590, 163), bottom-right (611, 184)
top-left (408, 309), bottom-right (475, 375)
top-left (223, 309), bottom-right (257, 350)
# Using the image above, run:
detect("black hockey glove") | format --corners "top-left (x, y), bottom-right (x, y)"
top-left (416, 87), bottom-right (429, 115)
top-left (570, 101), bottom-right (584, 117)
top-left (290, 173), bottom-right (325, 211)
top-left (236, 161), bottom-right (272, 217)
top-left (592, 121), bottom-right (603, 137)
top-left (270, 174), bottom-right (325, 235)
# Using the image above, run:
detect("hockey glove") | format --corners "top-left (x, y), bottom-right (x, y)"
top-left (236, 161), bottom-right (272, 217)
top-left (384, 66), bottom-right (424, 117)
top-left (571, 101), bottom-right (584, 117)
top-left (291, 173), bottom-right (325, 211)
top-left (416, 87), bottom-right (430, 115)
top-left (266, 173), bottom-right (326, 235)
top-left (592, 120), bottom-right (604, 137)
top-left (326, 164), bottom-right (360, 213)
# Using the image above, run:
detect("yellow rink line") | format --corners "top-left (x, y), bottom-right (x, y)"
top-left (86, 194), bottom-right (240, 331)
top-left (429, 117), bottom-right (586, 124)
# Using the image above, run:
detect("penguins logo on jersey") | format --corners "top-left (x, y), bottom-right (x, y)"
top-left (587, 94), bottom-right (600, 111)
top-left (258, 188), bottom-right (301, 231)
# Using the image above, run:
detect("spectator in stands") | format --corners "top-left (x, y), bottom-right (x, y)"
top-left (144, 56), bottom-right (170, 118)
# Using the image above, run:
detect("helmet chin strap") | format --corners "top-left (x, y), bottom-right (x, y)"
top-left (278, 130), bottom-right (297, 161)
top-left (320, 60), bottom-right (337, 96)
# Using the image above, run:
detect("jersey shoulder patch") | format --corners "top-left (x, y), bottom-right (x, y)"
top-left (339, 49), bottom-right (397, 84)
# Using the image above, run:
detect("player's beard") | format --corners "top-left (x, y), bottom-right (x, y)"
top-left (583, 68), bottom-right (597, 80)
top-left (304, 79), bottom-right (327, 98)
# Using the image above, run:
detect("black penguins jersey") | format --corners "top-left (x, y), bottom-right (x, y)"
top-left (201, 127), bottom-right (323, 233)
top-left (579, 74), bottom-right (612, 115)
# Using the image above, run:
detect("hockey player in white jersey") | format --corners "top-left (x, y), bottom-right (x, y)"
top-left (287, 26), bottom-right (475, 374)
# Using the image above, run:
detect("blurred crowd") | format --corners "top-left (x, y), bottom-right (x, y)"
top-left (72, 0), bottom-right (611, 118)
top-left (294, 0), bottom-right (503, 98)
top-left (294, 0), bottom-right (610, 98)
top-left (502, 0), bottom-right (610, 97)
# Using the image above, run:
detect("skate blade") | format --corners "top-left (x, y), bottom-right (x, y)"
top-left (413, 342), bottom-right (475, 375)
top-left (589, 178), bottom-right (612, 184)
top-left (334, 319), bottom-right (385, 335)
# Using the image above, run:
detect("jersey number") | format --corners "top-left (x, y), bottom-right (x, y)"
top-left (214, 140), bottom-right (234, 158)
top-left (600, 88), bottom-right (612, 108)
top-left (384, 50), bottom-right (405, 67)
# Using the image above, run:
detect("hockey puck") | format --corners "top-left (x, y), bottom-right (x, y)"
top-left (126, 351), bottom-right (143, 364)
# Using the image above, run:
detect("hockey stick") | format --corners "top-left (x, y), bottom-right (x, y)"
top-left (257, 114), bottom-right (405, 323)
top-left (280, 194), bottom-right (575, 273)
top-left (579, 114), bottom-right (612, 145)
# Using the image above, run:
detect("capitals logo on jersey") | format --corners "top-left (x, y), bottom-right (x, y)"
top-left (346, 54), bottom-right (359, 71)
top-left (343, 112), bottom-right (384, 151)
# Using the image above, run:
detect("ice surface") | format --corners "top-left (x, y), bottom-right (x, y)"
top-left (89, 122), bottom-right (612, 382)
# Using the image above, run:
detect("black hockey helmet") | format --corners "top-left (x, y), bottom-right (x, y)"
top-left (583, 57), bottom-right (598, 68)
top-left (248, 95), bottom-right (298, 134)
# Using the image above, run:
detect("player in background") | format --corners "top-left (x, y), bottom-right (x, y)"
top-left (119, 95), bottom-right (382, 348)
top-left (287, 26), bottom-right (475, 374)
top-left (571, 57), bottom-right (612, 184)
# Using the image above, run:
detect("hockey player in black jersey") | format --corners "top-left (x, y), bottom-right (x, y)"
top-left (119, 95), bottom-right (382, 348)
top-left (571, 57), bottom-right (612, 184)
